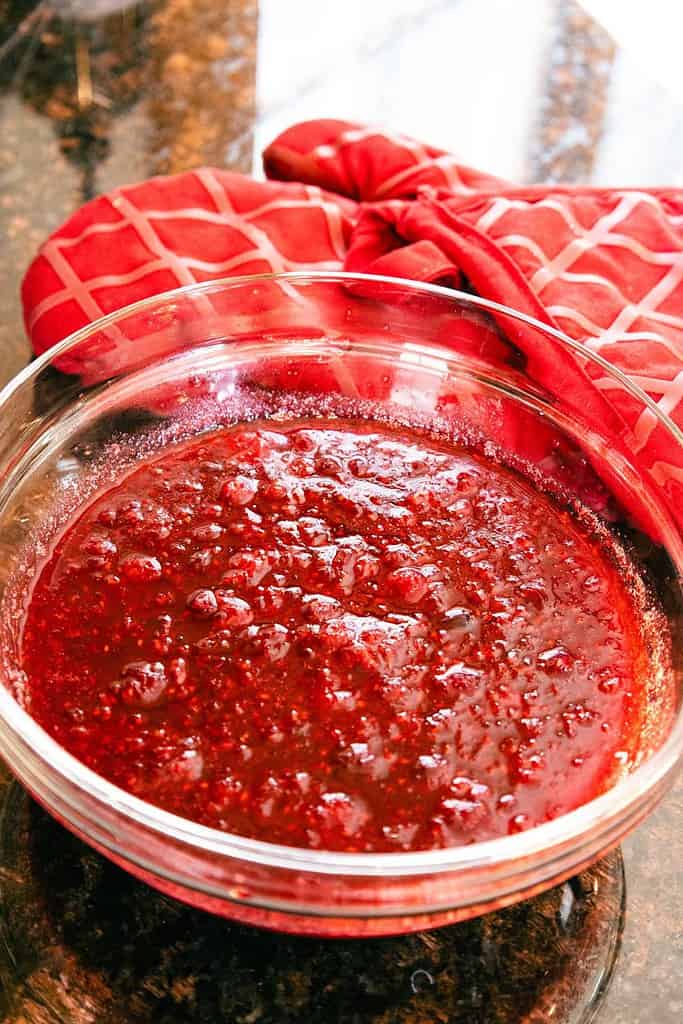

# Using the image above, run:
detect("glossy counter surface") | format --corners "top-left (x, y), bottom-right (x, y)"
top-left (0, 2), bottom-right (681, 1021)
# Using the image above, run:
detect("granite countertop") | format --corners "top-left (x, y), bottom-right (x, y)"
top-left (0, 2), bottom-right (681, 1021)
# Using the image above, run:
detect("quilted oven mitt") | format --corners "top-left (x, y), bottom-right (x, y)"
top-left (21, 119), bottom-right (683, 531)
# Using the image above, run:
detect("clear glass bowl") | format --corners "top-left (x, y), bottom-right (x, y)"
top-left (0, 272), bottom-right (681, 937)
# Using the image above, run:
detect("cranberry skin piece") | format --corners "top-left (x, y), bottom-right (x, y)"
top-left (186, 589), bottom-right (219, 618)
top-left (220, 476), bottom-right (258, 506)
top-left (119, 662), bottom-right (167, 707)
top-left (83, 535), bottom-right (118, 560)
top-left (214, 594), bottom-right (253, 628)
top-left (385, 567), bottom-right (429, 604)
top-left (120, 554), bottom-right (163, 582)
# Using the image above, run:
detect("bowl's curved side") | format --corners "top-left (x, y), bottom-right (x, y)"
top-left (0, 271), bottom-right (680, 934)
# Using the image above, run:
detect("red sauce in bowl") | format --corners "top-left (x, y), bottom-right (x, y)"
top-left (21, 420), bottom-right (653, 851)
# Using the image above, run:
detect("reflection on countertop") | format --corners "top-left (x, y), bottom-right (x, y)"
top-left (0, 785), bottom-right (625, 1023)
top-left (0, 0), bottom-right (258, 382)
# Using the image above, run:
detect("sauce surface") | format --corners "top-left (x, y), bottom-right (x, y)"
top-left (21, 420), bottom-right (649, 851)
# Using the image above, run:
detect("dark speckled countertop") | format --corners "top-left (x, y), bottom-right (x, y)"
top-left (0, 2), bottom-right (681, 1022)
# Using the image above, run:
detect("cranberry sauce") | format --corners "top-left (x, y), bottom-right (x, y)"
top-left (21, 420), bottom-right (652, 851)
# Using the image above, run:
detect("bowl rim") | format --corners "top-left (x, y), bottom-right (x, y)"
top-left (1, 268), bottom-right (682, 879)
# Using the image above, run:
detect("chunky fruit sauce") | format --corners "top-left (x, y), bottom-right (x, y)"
top-left (21, 420), bottom-right (651, 851)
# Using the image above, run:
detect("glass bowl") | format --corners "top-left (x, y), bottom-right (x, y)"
top-left (0, 272), bottom-right (680, 938)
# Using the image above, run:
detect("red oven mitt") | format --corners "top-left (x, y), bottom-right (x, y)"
top-left (21, 119), bottom-right (683, 531)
